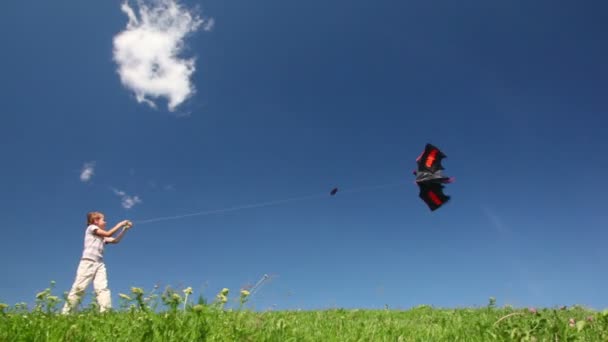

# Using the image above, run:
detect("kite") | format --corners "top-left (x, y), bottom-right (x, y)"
top-left (413, 143), bottom-right (454, 211)
top-left (330, 188), bottom-right (338, 196)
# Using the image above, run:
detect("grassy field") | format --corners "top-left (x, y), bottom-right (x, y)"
top-left (1, 283), bottom-right (607, 341)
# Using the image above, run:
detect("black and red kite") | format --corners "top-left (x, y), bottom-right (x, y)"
top-left (413, 143), bottom-right (454, 211)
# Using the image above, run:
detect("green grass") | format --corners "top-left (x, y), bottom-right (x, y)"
top-left (1, 284), bottom-right (607, 341)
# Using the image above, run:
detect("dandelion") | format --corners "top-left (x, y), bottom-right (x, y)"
top-left (183, 287), bottom-right (193, 311)
top-left (193, 304), bottom-right (204, 312)
top-left (14, 302), bottom-right (28, 312)
top-left (488, 297), bottom-right (496, 308)
top-left (0, 303), bottom-right (8, 313)
top-left (216, 294), bottom-right (227, 304)
top-left (213, 288), bottom-right (229, 307)
top-left (131, 287), bottom-right (144, 295)
top-left (204, 287), bottom-right (229, 309)
top-left (239, 290), bottom-right (250, 306)
top-left (160, 292), bottom-right (182, 311)
top-left (129, 287), bottom-right (149, 311)
top-left (119, 294), bottom-right (132, 301)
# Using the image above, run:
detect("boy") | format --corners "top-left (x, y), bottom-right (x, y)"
top-left (61, 211), bottom-right (133, 314)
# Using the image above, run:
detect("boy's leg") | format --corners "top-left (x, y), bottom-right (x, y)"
top-left (93, 262), bottom-right (112, 312)
top-left (62, 260), bottom-right (95, 314)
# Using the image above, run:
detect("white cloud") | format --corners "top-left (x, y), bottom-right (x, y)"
top-left (122, 195), bottom-right (143, 209)
top-left (112, 0), bottom-right (211, 111)
top-left (112, 188), bottom-right (143, 209)
top-left (80, 162), bottom-right (96, 182)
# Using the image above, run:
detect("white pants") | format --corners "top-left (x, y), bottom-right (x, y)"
top-left (62, 259), bottom-right (112, 313)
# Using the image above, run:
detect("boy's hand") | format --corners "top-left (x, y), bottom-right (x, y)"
top-left (119, 220), bottom-right (133, 229)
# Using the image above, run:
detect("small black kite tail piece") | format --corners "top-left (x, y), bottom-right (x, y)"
top-left (417, 182), bottom-right (450, 211)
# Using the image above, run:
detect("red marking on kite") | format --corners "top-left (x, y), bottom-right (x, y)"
top-left (428, 190), bottom-right (443, 206)
top-left (425, 149), bottom-right (438, 168)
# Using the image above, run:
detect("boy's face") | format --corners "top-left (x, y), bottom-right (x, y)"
top-left (96, 216), bottom-right (107, 229)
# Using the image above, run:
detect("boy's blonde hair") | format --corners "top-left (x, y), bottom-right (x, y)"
top-left (87, 211), bottom-right (104, 226)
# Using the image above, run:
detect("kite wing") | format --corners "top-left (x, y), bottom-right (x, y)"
top-left (417, 182), bottom-right (450, 211)
top-left (416, 143), bottom-right (447, 173)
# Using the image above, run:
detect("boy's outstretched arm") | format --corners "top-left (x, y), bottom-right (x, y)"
top-left (105, 227), bottom-right (128, 244)
top-left (94, 220), bottom-right (131, 238)
top-left (104, 222), bottom-right (133, 244)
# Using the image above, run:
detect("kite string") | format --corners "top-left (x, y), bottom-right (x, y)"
top-left (134, 180), bottom-right (406, 225)
top-left (135, 193), bottom-right (327, 225)
top-left (336, 181), bottom-right (406, 194)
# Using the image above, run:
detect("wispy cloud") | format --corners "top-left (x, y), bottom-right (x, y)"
top-left (147, 180), bottom-right (175, 191)
top-left (482, 206), bottom-right (511, 236)
top-left (80, 162), bottom-right (96, 182)
top-left (112, 188), bottom-right (143, 209)
top-left (202, 18), bottom-right (215, 31)
top-left (112, 0), bottom-right (212, 111)
top-left (481, 206), bottom-right (550, 306)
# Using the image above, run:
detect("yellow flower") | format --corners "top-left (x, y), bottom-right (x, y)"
top-left (221, 288), bottom-right (229, 295)
top-left (0, 303), bottom-right (8, 311)
top-left (183, 287), bottom-right (193, 295)
top-left (131, 287), bottom-right (144, 295)
top-left (193, 304), bottom-right (204, 312)
top-left (171, 293), bottom-right (182, 302)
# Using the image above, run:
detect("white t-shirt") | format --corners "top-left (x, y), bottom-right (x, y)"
top-left (81, 224), bottom-right (105, 262)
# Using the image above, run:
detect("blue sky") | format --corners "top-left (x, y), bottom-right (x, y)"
top-left (1, 0), bottom-right (607, 311)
